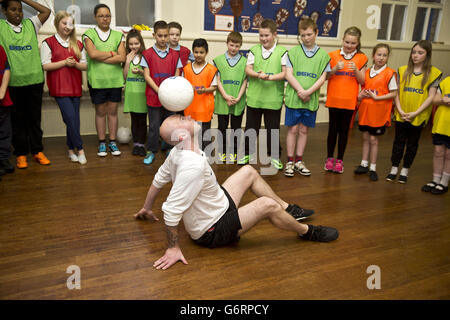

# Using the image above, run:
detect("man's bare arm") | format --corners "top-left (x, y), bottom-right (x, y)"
top-left (153, 225), bottom-right (188, 270)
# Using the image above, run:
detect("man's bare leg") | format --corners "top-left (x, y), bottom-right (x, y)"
top-left (222, 165), bottom-right (288, 209)
top-left (236, 196), bottom-right (338, 242)
top-left (236, 196), bottom-right (308, 236)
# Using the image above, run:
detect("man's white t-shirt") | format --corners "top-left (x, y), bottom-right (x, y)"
top-left (152, 146), bottom-right (229, 240)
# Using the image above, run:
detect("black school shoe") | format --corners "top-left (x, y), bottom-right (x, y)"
top-left (286, 204), bottom-right (314, 221)
top-left (386, 173), bottom-right (397, 181)
top-left (0, 159), bottom-right (14, 173)
top-left (431, 184), bottom-right (448, 195)
top-left (369, 170), bottom-right (378, 181)
top-left (421, 181), bottom-right (437, 192)
top-left (354, 165), bottom-right (369, 174)
top-left (138, 146), bottom-right (147, 156)
top-left (132, 145), bottom-right (140, 156)
top-left (299, 224), bottom-right (339, 242)
top-left (398, 175), bottom-right (408, 184)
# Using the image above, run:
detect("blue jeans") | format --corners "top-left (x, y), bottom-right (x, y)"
top-left (55, 97), bottom-right (83, 150)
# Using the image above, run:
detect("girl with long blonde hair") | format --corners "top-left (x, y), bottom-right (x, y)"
top-left (41, 10), bottom-right (88, 164)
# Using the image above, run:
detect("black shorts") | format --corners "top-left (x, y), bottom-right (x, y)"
top-left (432, 133), bottom-right (450, 149)
top-left (359, 125), bottom-right (387, 136)
top-left (194, 186), bottom-right (242, 248)
top-left (88, 83), bottom-right (122, 105)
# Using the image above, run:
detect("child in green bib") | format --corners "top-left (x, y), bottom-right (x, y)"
top-left (123, 29), bottom-right (147, 157)
top-left (83, 4), bottom-right (126, 157)
top-left (214, 31), bottom-right (247, 163)
top-left (284, 18), bottom-right (330, 177)
top-left (239, 19), bottom-right (287, 171)
top-left (0, 0), bottom-right (51, 169)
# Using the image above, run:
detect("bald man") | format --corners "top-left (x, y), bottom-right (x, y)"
top-left (135, 115), bottom-right (338, 270)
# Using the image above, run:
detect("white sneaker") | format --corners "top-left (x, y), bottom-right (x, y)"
top-left (78, 154), bottom-right (87, 165)
top-left (284, 161), bottom-right (295, 177)
top-left (294, 161), bottom-right (311, 176)
top-left (69, 152), bottom-right (78, 162)
top-left (108, 141), bottom-right (121, 156)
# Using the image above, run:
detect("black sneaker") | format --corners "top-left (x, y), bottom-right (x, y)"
top-left (354, 165), bottom-right (369, 174)
top-left (386, 173), bottom-right (396, 181)
top-left (0, 159), bottom-right (14, 173)
top-left (299, 224), bottom-right (339, 242)
top-left (369, 170), bottom-right (378, 181)
top-left (398, 175), bottom-right (407, 184)
top-left (138, 146), bottom-right (147, 157)
top-left (0, 168), bottom-right (5, 176)
top-left (132, 145), bottom-right (140, 156)
top-left (286, 204), bottom-right (314, 221)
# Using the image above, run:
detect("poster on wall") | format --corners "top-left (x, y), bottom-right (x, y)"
top-left (204, 0), bottom-right (341, 37)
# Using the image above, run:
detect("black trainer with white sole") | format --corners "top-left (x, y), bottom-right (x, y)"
top-left (299, 224), bottom-right (339, 242)
top-left (286, 204), bottom-right (314, 221)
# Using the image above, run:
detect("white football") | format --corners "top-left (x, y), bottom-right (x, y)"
top-left (158, 76), bottom-right (194, 112)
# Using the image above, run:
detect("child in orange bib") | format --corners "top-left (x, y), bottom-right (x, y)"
top-left (325, 26), bottom-right (368, 174)
top-left (354, 44), bottom-right (397, 181)
top-left (183, 38), bottom-right (217, 150)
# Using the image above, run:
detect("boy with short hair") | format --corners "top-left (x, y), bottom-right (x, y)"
top-left (183, 38), bottom-right (217, 151)
top-left (239, 19), bottom-right (287, 170)
top-left (141, 20), bottom-right (183, 165)
top-left (284, 18), bottom-right (331, 177)
top-left (167, 21), bottom-right (192, 69)
top-left (213, 31), bottom-right (247, 163)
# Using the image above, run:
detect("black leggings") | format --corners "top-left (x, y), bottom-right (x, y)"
top-left (390, 121), bottom-right (424, 168)
top-left (9, 82), bottom-right (44, 156)
top-left (130, 112), bottom-right (147, 145)
top-left (244, 106), bottom-right (282, 157)
top-left (327, 107), bottom-right (354, 160)
top-left (217, 114), bottom-right (243, 154)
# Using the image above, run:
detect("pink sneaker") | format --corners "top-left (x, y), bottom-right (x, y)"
top-left (324, 157), bottom-right (335, 171)
top-left (334, 159), bottom-right (344, 173)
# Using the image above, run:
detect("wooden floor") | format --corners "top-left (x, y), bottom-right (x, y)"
top-left (0, 123), bottom-right (449, 300)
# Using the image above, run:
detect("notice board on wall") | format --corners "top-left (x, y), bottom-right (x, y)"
top-left (204, 0), bottom-right (341, 37)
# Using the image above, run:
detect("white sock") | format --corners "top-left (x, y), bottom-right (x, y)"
top-left (400, 167), bottom-right (409, 177)
top-left (390, 166), bottom-right (398, 175)
top-left (433, 174), bottom-right (442, 184)
top-left (440, 172), bottom-right (450, 187)
top-left (370, 163), bottom-right (376, 172)
top-left (361, 160), bottom-right (369, 167)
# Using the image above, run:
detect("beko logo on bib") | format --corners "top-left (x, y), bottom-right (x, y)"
top-left (9, 45), bottom-right (32, 51)
top-left (296, 71), bottom-right (318, 78)
top-left (403, 87), bottom-right (424, 94)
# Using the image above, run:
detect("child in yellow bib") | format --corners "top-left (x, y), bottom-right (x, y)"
top-left (387, 40), bottom-right (442, 184)
top-left (421, 76), bottom-right (450, 195)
